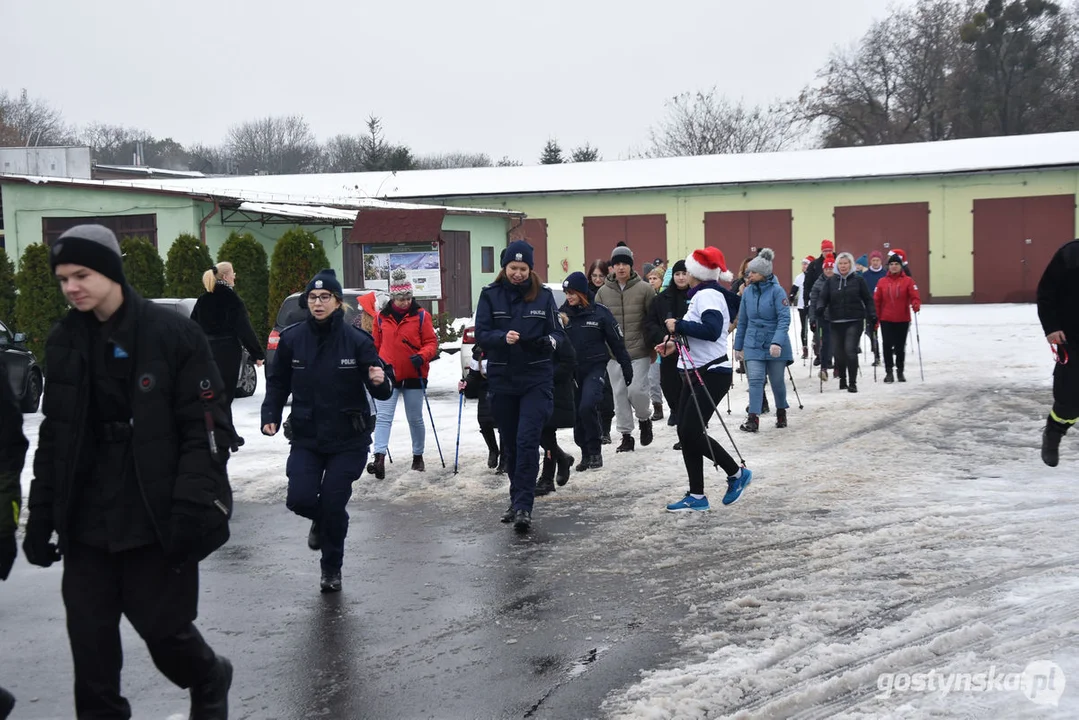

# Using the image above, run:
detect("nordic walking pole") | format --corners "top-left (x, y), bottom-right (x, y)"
top-left (913, 311), bottom-right (925, 381)
top-left (453, 391), bottom-right (464, 474)
top-left (871, 324), bottom-right (878, 383)
top-left (786, 363), bottom-right (804, 409)
top-left (817, 326), bottom-right (824, 393)
top-left (422, 386), bottom-right (446, 468)
top-left (675, 336), bottom-right (746, 467)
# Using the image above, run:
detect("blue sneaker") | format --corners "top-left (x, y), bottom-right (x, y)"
top-left (722, 468), bottom-right (753, 505)
top-left (666, 494), bottom-right (710, 512)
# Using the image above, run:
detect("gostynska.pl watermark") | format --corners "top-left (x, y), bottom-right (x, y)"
top-left (875, 661), bottom-right (1066, 706)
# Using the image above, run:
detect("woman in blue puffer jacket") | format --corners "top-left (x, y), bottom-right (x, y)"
top-left (734, 249), bottom-right (793, 432)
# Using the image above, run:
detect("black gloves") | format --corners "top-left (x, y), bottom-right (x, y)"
top-left (23, 510), bottom-right (60, 568)
top-left (0, 534), bottom-right (15, 580)
top-left (810, 320), bottom-right (817, 333)
top-left (167, 501), bottom-right (204, 567)
top-left (623, 365), bottom-right (634, 387)
top-left (529, 336), bottom-right (555, 356)
top-left (409, 354), bottom-right (424, 372)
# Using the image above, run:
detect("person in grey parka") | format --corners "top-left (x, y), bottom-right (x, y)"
top-left (734, 249), bottom-right (793, 432)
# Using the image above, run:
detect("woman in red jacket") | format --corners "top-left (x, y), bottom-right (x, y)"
top-left (874, 253), bottom-right (922, 383)
top-left (367, 269), bottom-right (439, 476)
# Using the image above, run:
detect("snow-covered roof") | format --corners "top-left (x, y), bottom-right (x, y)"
top-left (0, 173), bottom-right (522, 218)
top-left (103, 131), bottom-right (1079, 202)
top-left (92, 164), bottom-right (207, 178)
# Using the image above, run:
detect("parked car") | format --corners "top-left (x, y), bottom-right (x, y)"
top-left (459, 284), bottom-right (566, 377)
top-left (1, 319), bottom-right (43, 413)
top-left (266, 288), bottom-right (390, 369)
top-left (149, 298), bottom-right (259, 398)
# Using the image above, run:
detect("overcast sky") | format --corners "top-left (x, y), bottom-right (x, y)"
top-left (2, 0), bottom-right (914, 164)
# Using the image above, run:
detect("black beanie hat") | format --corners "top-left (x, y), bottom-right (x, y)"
top-left (49, 224), bottom-right (126, 285)
top-left (300, 269), bottom-right (343, 307)
top-left (672, 259), bottom-right (687, 274)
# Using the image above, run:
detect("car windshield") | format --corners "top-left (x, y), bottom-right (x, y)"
top-left (275, 292), bottom-right (369, 328)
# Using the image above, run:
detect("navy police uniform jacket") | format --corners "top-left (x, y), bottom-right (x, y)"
top-left (561, 302), bottom-right (633, 374)
top-left (474, 279), bottom-right (564, 395)
top-left (262, 309), bottom-right (393, 454)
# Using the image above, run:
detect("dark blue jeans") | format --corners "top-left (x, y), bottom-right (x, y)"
top-left (492, 385), bottom-right (553, 513)
top-left (573, 364), bottom-right (607, 456)
top-left (286, 447), bottom-right (367, 573)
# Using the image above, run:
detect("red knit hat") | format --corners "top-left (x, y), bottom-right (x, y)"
top-left (821, 239), bottom-right (835, 252)
top-left (684, 246), bottom-right (733, 283)
top-left (823, 253), bottom-right (836, 270)
top-left (868, 250), bottom-right (884, 261)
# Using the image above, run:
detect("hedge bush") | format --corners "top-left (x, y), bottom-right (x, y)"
top-left (218, 231), bottom-right (270, 345)
top-left (15, 243), bottom-right (68, 361)
top-left (120, 235), bottom-right (165, 299)
top-left (0, 247), bottom-right (16, 324)
top-left (164, 233), bottom-right (213, 298)
top-left (268, 228), bottom-right (330, 321)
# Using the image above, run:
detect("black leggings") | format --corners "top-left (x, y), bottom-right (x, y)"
top-left (830, 321), bottom-right (864, 384)
top-left (798, 308), bottom-right (808, 348)
top-left (676, 371), bottom-right (740, 494)
top-left (540, 427), bottom-right (567, 461)
top-left (880, 321), bottom-right (909, 373)
top-left (659, 355), bottom-right (682, 419)
top-left (1052, 353), bottom-right (1079, 423)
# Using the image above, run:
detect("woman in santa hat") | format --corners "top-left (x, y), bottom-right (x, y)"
top-left (656, 247), bottom-right (752, 512)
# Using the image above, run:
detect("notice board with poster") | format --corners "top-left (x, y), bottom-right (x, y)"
top-left (362, 241), bottom-right (442, 300)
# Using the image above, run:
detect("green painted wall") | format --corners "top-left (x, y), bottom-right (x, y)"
top-left (424, 168), bottom-right (1079, 299)
top-left (195, 201), bottom-right (344, 268)
top-left (440, 214), bottom-right (512, 310)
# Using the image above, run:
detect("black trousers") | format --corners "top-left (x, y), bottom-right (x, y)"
top-left (659, 355), bottom-right (682, 419)
top-left (676, 370), bottom-right (740, 495)
top-left (880, 321), bottom-right (910, 374)
top-left (831, 321), bottom-right (864, 384)
top-left (1052, 350), bottom-right (1079, 424)
top-left (798, 308), bottom-right (808, 348)
top-left (61, 541), bottom-right (217, 719)
top-left (600, 371), bottom-right (615, 432)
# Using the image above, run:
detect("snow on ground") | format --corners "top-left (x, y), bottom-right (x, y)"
top-left (18, 304), bottom-right (1079, 717)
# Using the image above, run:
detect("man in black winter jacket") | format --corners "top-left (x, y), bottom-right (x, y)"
top-left (0, 365), bottom-right (28, 718)
top-left (24, 225), bottom-right (233, 719)
top-left (1037, 239), bottom-right (1079, 467)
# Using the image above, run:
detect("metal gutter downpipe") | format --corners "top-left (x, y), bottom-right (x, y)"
top-left (199, 199), bottom-right (221, 244)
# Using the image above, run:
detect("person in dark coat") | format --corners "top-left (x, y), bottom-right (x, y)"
top-left (459, 345), bottom-right (501, 469)
top-left (536, 331), bottom-right (577, 495)
top-left (803, 239), bottom-right (834, 312)
top-left (24, 225), bottom-right (234, 718)
top-left (647, 260), bottom-right (691, 428)
top-left (815, 252), bottom-right (877, 393)
top-left (261, 269), bottom-right (393, 592)
top-left (1037, 239), bottom-right (1079, 467)
top-left (191, 260), bottom-right (265, 450)
top-left (588, 260), bottom-right (616, 443)
top-left (475, 240), bottom-right (563, 532)
top-left (561, 272), bottom-right (633, 472)
top-left (0, 364), bottom-right (28, 718)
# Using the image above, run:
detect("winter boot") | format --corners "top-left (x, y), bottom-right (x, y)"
top-left (1042, 418), bottom-right (1069, 467)
top-left (556, 453), bottom-right (573, 486)
top-left (535, 475), bottom-right (556, 497)
top-left (539, 455), bottom-right (555, 485)
top-left (487, 448), bottom-right (499, 468)
top-left (366, 453), bottom-right (386, 479)
top-left (776, 408), bottom-right (787, 428)
top-left (839, 377), bottom-right (848, 390)
top-left (500, 505), bottom-right (516, 523)
top-left (616, 433), bottom-right (635, 453)
top-left (601, 418), bottom-right (613, 445)
top-left (495, 452), bottom-right (508, 474)
top-left (307, 521), bottom-right (321, 551)
top-left (884, 371), bottom-right (894, 383)
top-left (802, 346), bottom-right (809, 359)
top-left (575, 455), bottom-right (591, 472)
top-left (639, 419), bottom-right (654, 446)
top-left (651, 402), bottom-right (664, 421)
top-left (320, 571), bottom-right (342, 593)
top-left (481, 427), bottom-right (500, 468)
top-left (412, 454), bottom-right (425, 472)
top-left (587, 453), bottom-right (604, 469)
top-left (819, 369), bottom-right (829, 380)
top-left (740, 414), bottom-right (759, 433)
top-left (848, 381), bottom-right (858, 393)
top-left (833, 368), bottom-right (841, 379)
top-left (761, 395), bottom-right (771, 414)
top-left (897, 370), bottom-right (907, 382)
top-left (872, 353), bottom-right (881, 367)
top-left (514, 509), bottom-right (532, 532)
top-left (189, 654), bottom-right (232, 718)
top-left (601, 433), bottom-right (612, 445)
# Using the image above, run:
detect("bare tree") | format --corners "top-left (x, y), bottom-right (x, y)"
top-left (496, 156), bottom-right (522, 167)
top-left (187, 143), bottom-right (234, 175)
top-left (226, 115), bottom-right (322, 174)
top-left (647, 89), bottom-right (800, 157)
top-left (323, 134), bottom-right (366, 173)
top-left (0, 88), bottom-right (72, 146)
top-left (412, 152), bottom-right (493, 169)
top-left (323, 117), bottom-right (414, 173)
top-left (80, 123), bottom-right (153, 164)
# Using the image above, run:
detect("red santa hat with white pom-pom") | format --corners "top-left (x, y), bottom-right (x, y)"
top-left (684, 246), bottom-right (733, 283)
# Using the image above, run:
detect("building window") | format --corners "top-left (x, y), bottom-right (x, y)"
top-left (481, 246), bottom-right (495, 273)
top-left (42, 214), bottom-right (159, 248)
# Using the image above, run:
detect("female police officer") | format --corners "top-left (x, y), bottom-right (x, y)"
top-left (475, 241), bottom-right (563, 532)
top-left (261, 269), bottom-right (393, 592)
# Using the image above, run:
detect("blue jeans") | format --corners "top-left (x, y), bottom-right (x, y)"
top-left (373, 388), bottom-right (425, 455)
top-left (746, 359), bottom-right (788, 414)
top-left (285, 447), bottom-right (367, 573)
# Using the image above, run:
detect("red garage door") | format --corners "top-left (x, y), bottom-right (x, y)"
top-left (583, 214), bottom-right (667, 275)
top-left (704, 210), bottom-right (793, 290)
top-left (973, 195), bottom-right (1075, 303)
top-left (834, 202), bottom-right (931, 299)
top-left (509, 218), bottom-right (549, 282)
